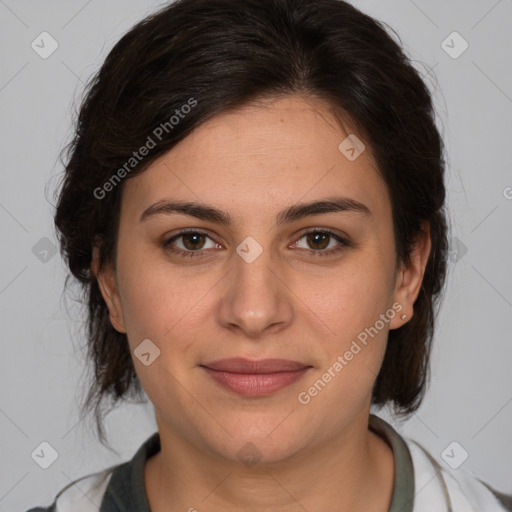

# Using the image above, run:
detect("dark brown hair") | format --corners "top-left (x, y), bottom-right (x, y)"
top-left (54, 0), bottom-right (448, 447)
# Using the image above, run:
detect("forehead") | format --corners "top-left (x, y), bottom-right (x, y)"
top-left (121, 94), bottom-right (391, 225)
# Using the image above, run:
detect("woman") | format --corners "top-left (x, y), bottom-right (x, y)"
top-left (27, 0), bottom-right (512, 510)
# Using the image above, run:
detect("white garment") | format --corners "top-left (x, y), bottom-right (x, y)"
top-left (50, 469), bottom-right (112, 512)
top-left (406, 439), bottom-right (511, 511)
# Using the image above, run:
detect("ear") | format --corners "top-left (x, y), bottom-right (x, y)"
top-left (91, 246), bottom-right (127, 333)
top-left (389, 221), bottom-right (431, 329)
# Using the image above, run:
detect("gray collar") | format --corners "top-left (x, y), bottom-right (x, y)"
top-left (369, 413), bottom-right (415, 512)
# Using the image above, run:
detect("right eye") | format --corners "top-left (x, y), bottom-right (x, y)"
top-left (161, 229), bottom-right (223, 258)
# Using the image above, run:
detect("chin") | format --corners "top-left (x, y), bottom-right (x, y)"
top-left (201, 417), bottom-right (311, 467)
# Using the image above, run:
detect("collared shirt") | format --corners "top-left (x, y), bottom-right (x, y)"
top-left (26, 414), bottom-right (512, 512)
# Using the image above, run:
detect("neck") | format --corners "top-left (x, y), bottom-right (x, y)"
top-left (145, 412), bottom-right (395, 512)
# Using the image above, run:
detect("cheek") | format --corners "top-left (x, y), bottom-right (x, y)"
top-left (114, 261), bottom-right (206, 403)
top-left (298, 252), bottom-right (395, 390)
top-left (113, 243), bottom-right (181, 344)
top-left (114, 244), bottom-right (223, 363)
top-left (297, 296), bottom-right (393, 417)
top-left (299, 251), bottom-right (395, 336)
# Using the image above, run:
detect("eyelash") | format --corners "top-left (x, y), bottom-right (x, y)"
top-left (161, 228), bottom-right (350, 259)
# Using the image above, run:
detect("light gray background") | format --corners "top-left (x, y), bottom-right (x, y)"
top-left (1, 1), bottom-right (511, 510)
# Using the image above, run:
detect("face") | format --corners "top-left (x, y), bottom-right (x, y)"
top-left (94, 94), bottom-right (429, 464)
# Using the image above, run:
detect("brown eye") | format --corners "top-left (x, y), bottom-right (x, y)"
top-left (292, 229), bottom-right (350, 257)
top-left (305, 232), bottom-right (330, 250)
top-left (181, 232), bottom-right (207, 250)
top-left (162, 228), bottom-right (349, 259)
top-left (162, 230), bottom-right (220, 258)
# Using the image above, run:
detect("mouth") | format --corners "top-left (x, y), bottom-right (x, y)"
top-left (200, 358), bottom-right (312, 396)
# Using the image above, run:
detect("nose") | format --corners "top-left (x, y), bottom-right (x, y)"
top-left (216, 242), bottom-right (294, 338)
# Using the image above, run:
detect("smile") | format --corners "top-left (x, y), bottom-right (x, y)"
top-left (200, 358), bottom-right (312, 396)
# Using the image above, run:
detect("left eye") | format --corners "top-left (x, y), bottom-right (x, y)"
top-left (292, 230), bottom-right (347, 253)
top-left (162, 229), bottom-right (348, 258)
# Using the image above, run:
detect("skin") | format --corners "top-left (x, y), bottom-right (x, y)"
top-left (92, 93), bottom-right (430, 511)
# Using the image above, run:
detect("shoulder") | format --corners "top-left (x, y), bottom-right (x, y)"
top-left (405, 437), bottom-right (512, 511)
top-left (25, 431), bottom-right (160, 512)
top-left (25, 466), bottom-right (116, 512)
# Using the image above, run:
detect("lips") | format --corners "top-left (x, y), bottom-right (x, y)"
top-left (202, 357), bottom-right (310, 373)
top-left (200, 358), bottom-right (312, 396)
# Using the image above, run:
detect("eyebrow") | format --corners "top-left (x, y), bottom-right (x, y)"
top-left (139, 195), bottom-right (371, 225)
